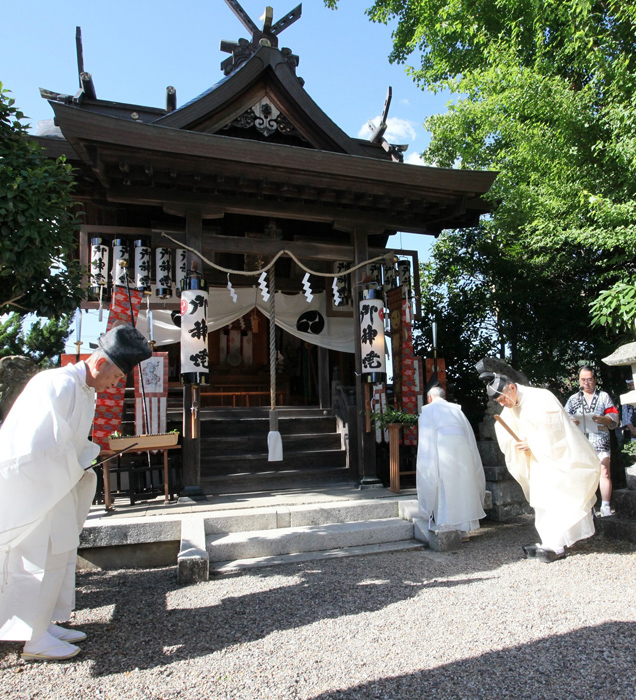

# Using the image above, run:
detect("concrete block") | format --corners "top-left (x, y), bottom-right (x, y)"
top-left (625, 465), bottom-right (636, 491)
top-left (78, 542), bottom-right (179, 570)
top-left (595, 516), bottom-right (636, 544)
top-left (178, 516), bottom-right (209, 584)
top-left (484, 490), bottom-right (493, 510)
top-left (427, 528), bottom-right (462, 552)
top-left (483, 465), bottom-right (509, 482)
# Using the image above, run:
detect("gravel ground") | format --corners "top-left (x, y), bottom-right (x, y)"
top-left (2, 516), bottom-right (636, 700)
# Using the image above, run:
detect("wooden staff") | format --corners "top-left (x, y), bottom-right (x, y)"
top-left (494, 414), bottom-right (535, 460)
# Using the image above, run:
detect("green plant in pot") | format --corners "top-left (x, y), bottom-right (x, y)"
top-left (368, 405), bottom-right (419, 431)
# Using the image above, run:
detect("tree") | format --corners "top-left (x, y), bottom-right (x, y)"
top-left (0, 83), bottom-right (83, 317)
top-left (327, 0), bottom-right (636, 395)
top-left (0, 313), bottom-right (72, 367)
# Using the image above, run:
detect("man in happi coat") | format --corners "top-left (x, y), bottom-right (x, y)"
top-left (0, 325), bottom-right (151, 661)
top-left (416, 385), bottom-right (486, 540)
top-left (485, 374), bottom-right (601, 563)
top-left (564, 365), bottom-right (619, 517)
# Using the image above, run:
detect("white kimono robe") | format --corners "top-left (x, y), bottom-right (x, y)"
top-left (0, 362), bottom-right (99, 641)
top-left (495, 385), bottom-right (601, 550)
top-left (416, 398), bottom-right (486, 531)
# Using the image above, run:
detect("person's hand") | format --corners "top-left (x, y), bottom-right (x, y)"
top-left (515, 440), bottom-right (530, 452)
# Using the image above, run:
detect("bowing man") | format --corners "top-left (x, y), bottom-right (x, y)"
top-left (484, 374), bottom-right (601, 563)
top-left (0, 324), bottom-right (151, 661)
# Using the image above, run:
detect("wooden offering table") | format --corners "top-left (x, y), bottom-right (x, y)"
top-left (99, 434), bottom-right (181, 510)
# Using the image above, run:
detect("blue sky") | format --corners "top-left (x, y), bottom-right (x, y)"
top-left (3, 0), bottom-right (446, 348)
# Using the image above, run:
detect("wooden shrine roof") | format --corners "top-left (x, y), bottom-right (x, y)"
top-left (46, 100), bottom-right (496, 235)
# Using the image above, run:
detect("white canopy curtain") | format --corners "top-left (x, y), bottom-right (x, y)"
top-left (139, 287), bottom-right (355, 353)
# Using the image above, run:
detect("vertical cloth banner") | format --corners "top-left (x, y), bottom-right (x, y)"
top-left (400, 294), bottom-right (419, 447)
top-left (134, 352), bottom-right (168, 436)
top-left (92, 287), bottom-right (144, 450)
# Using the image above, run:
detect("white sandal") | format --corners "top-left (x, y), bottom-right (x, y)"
top-left (21, 631), bottom-right (81, 661)
top-left (48, 623), bottom-right (87, 643)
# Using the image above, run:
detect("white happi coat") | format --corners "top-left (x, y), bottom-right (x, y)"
top-left (0, 362), bottom-right (99, 640)
top-left (495, 384), bottom-right (601, 550)
top-left (416, 398), bottom-right (486, 531)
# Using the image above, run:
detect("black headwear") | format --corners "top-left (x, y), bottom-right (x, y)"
top-left (97, 324), bottom-right (152, 374)
top-left (482, 373), bottom-right (514, 398)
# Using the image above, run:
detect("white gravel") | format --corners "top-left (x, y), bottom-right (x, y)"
top-left (2, 516), bottom-right (636, 700)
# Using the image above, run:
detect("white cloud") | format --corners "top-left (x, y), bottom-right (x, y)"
top-left (358, 116), bottom-right (418, 144)
top-left (405, 151), bottom-right (425, 166)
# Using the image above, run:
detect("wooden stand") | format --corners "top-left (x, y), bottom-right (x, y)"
top-left (388, 424), bottom-right (416, 493)
top-left (99, 445), bottom-right (181, 510)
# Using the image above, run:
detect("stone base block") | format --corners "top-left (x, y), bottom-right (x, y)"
top-left (178, 516), bottom-right (209, 584)
top-left (477, 441), bottom-right (504, 467)
top-left (428, 528), bottom-right (462, 552)
top-left (595, 516), bottom-right (636, 544)
top-left (486, 502), bottom-right (532, 522)
top-left (612, 489), bottom-right (636, 519)
top-left (487, 478), bottom-right (527, 505)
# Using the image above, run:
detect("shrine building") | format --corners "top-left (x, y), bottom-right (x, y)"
top-left (33, 2), bottom-right (497, 499)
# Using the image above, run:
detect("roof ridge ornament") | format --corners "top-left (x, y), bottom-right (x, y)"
top-left (220, 1), bottom-right (302, 76)
top-left (367, 87), bottom-right (408, 163)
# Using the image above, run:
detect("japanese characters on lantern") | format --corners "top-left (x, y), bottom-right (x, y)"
top-left (180, 271), bottom-right (209, 385)
top-left (155, 247), bottom-right (173, 298)
top-left (134, 239), bottom-right (152, 293)
top-left (112, 239), bottom-right (129, 287)
top-left (176, 248), bottom-right (187, 295)
top-left (333, 261), bottom-right (351, 306)
top-left (90, 237), bottom-right (109, 293)
top-left (359, 288), bottom-right (386, 383)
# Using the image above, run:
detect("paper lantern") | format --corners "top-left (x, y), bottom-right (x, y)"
top-left (359, 288), bottom-right (386, 383)
top-left (90, 237), bottom-right (109, 293)
top-left (134, 239), bottom-right (152, 293)
top-left (333, 261), bottom-right (351, 306)
top-left (180, 270), bottom-right (209, 385)
top-left (175, 248), bottom-right (187, 296)
top-left (383, 259), bottom-right (398, 290)
top-left (112, 239), bottom-right (129, 287)
top-left (155, 247), bottom-right (173, 298)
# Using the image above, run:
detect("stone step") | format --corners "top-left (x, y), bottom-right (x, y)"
top-left (207, 517), bottom-right (415, 563)
top-left (197, 415), bottom-right (338, 437)
top-left (595, 515), bottom-right (636, 545)
top-left (201, 432), bottom-right (342, 456)
top-left (200, 466), bottom-right (352, 494)
top-left (201, 448), bottom-right (347, 473)
top-left (612, 489), bottom-right (636, 519)
top-left (210, 541), bottom-right (423, 574)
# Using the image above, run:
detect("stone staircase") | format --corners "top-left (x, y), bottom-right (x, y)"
top-left (198, 407), bottom-right (351, 494)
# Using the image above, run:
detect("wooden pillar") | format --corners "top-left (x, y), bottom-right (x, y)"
top-left (353, 227), bottom-right (382, 488)
top-left (318, 345), bottom-right (330, 409)
top-left (179, 208), bottom-right (206, 501)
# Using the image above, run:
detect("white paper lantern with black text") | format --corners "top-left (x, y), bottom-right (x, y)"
top-left (112, 239), bottom-right (128, 287)
top-left (134, 239), bottom-right (152, 293)
top-left (176, 248), bottom-right (187, 296)
top-left (359, 288), bottom-right (386, 383)
top-left (155, 247), bottom-right (173, 298)
top-left (90, 237), bottom-right (109, 293)
top-left (180, 271), bottom-right (209, 385)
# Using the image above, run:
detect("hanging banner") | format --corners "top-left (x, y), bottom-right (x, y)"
top-left (134, 239), bottom-right (152, 293)
top-left (359, 289), bottom-right (386, 382)
top-left (180, 275), bottom-right (209, 385)
top-left (134, 352), bottom-right (168, 437)
top-left (91, 286), bottom-right (144, 450)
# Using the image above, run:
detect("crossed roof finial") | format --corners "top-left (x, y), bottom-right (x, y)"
top-left (220, 1), bottom-right (302, 75)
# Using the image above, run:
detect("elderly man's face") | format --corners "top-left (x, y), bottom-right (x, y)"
top-left (494, 383), bottom-right (518, 408)
top-left (579, 369), bottom-right (596, 392)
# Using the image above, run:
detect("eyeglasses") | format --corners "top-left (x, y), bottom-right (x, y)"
top-left (580, 378), bottom-right (595, 383)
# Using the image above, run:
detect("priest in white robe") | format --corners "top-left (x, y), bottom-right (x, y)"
top-left (416, 386), bottom-right (486, 539)
top-left (0, 325), bottom-right (151, 661)
top-left (485, 374), bottom-right (601, 563)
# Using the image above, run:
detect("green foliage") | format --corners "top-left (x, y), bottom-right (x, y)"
top-left (0, 313), bottom-right (72, 367)
top-left (368, 405), bottom-right (419, 430)
top-left (0, 84), bottom-right (83, 317)
top-left (327, 0), bottom-right (636, 404)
